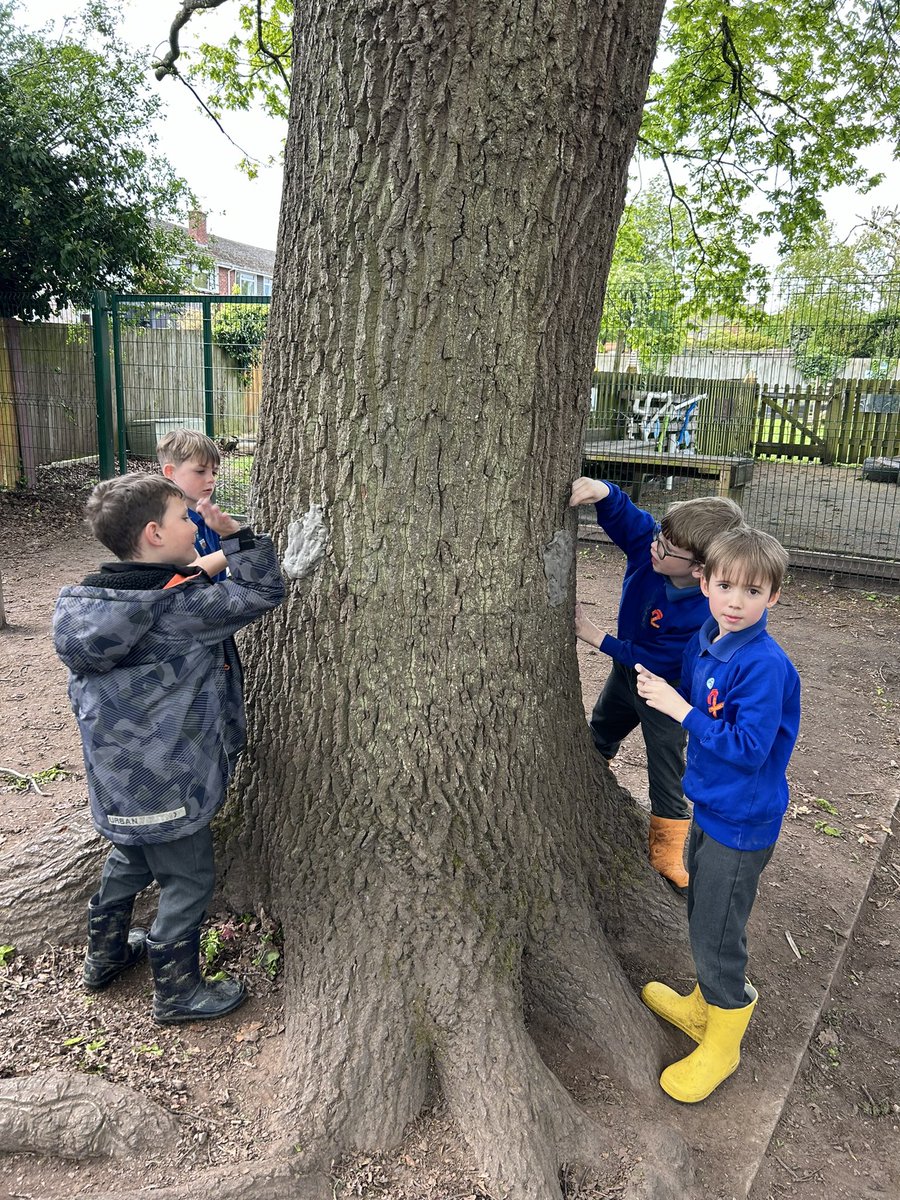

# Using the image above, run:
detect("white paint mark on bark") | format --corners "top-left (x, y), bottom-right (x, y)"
top-left (542, 530), bottom-right (573, 607)
top-left (282, 505), bottom-right (329, 580)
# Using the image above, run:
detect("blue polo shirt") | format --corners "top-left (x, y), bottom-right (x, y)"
top-left (680, 614), bottom-right (801, 851)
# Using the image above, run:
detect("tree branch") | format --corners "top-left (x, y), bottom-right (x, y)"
top-left (153, 0), bottom-right (233, 81)
top-left (255, 0), bottom-right (292, 92)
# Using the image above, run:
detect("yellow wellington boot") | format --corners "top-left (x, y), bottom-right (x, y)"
top-left (641, 981), bottom-right (707, 1043)
top-left (659, 985), bottom-right (758, 1104)
top-left (648, 815), bottom-right (690, 894)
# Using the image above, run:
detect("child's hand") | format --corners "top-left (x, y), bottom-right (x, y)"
top-left (635, 663), bottom-right (692, 723)
top-left (574, 601), bottom-right (604, 648)
top-left (196, 498), bottom-right (241, 537)
top-left (570, 477), bottom-right (610, 506)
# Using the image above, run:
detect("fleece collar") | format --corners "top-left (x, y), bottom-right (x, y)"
top-left (80, 562), bottom-right (201, 591)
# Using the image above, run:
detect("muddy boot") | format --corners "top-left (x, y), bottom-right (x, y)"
top-left (641, 981), bottom-right (707, 1043)
top-left (648, 815), bottom-right (690, 894)
top-left (148, 930), bottom-right (246, 1024)
top-left (83, 894), bottom-right (148, 991)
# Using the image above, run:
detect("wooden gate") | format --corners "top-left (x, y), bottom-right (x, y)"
top-left (755, 380), bottom-right (900, 463)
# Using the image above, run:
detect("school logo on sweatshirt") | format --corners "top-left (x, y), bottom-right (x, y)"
top-left (650, 608), bottom-right (663, 628)
top-left (706, 682), bottom-right (724, 716)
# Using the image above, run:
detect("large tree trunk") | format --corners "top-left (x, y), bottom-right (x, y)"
top-left (225, 2), bottom-right (683, 1195)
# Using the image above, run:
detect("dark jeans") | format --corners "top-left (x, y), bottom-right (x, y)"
top-left (589, 658), bottom-right (690, 820)
top-left (97, 824), bottom-right (216, 943)
top-left (687, 824), bottom-right (775, 1009)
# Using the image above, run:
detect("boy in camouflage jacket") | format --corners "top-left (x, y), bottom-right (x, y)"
top-left (53, 474), bottom-right (285, 1023)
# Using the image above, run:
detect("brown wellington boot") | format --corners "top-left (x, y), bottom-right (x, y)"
top-left (648, 816), bottom-right (690, 894)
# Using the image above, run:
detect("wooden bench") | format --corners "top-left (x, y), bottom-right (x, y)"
top-left (582, 437), bottom-right (754, 505)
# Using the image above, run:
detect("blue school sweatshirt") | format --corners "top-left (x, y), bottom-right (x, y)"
top-left (680, 614), bottom-right (801, 851)
top-left (592, 483), bottom-right (709, 681)
top-left (190, 509), bottom-right (226, 582)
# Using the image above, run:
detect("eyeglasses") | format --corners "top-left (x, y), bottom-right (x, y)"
top-left (652, 523), bottom-right (697, 565)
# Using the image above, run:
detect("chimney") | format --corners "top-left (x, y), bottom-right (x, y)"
top-left (188, 209), bottom-right (208, 244)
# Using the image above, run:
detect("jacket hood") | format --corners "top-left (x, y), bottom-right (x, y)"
top-left (53, 586), bottom-right (166, 676)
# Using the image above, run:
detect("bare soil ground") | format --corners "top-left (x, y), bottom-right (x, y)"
top-left (0, 481), bottom-right (898, 1199)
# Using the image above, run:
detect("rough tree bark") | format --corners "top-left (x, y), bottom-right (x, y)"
top-left (0, 2), bottom-right (694, 1195)
top-left (217, 2), bottom-right (689, 1197)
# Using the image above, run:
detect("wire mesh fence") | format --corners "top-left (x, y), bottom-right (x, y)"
top-left (101, 293), bottom-right (268, 515)
top-left (583, 276), bottom-right (900, 582)
top-left (0, 292), bottom-right (267, 515)
top-left (1, 280), bottom-right (898, 582)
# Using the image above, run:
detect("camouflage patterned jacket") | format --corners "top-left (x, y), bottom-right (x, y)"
top-left (52, 529), bottom-right (285, 846)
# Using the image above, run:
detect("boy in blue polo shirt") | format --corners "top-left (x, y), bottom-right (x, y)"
top-left (570, 477), bottom-right (743, 891)
top-left (635, 525), bottom-right (800, 1103)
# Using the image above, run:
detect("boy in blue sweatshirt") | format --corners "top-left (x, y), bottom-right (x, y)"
top-left (157, 429), bottom-right (227, 581)
top-left (570, 477), bottom-right (743, 891)
top-left (635, 525), bottom-right (800, 1103)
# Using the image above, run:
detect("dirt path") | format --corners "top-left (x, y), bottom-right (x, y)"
top-left (0, 506), bottom-right (898, 1198)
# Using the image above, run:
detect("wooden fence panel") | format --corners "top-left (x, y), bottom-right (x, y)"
top-left (116, 326), bottom-right (251, 440)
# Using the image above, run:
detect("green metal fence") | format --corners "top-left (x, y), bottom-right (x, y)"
top-left (1, 281), bottom-right (898, 582)
top-left (92, 291), bottom-right (270, 513)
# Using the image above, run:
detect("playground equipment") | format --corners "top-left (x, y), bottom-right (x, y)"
top-left (623, 390), bottom-right (706, 452)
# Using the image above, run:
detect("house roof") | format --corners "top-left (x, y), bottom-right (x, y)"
top-left (207, 233), bottom-right (275, 277)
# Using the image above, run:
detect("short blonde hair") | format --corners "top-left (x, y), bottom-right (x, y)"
top-left (156, 428), bottom-right (220, 469)
top-left (661, 495), bottom-right (744, 563)
top-left (703, 526), bottom-right (789, 594)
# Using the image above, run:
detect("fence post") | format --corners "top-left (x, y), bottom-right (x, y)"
top-left (202, 298), bottom-right (215, 439)
top-left (91, 290), bottom-right (116, 479)
top-left (109, 295), bottom-right (129, 473)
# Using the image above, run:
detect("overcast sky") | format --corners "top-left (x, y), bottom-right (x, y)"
top-left (19, 0), bottom-right (285, 251)
top-left (16, 0), bottom-right (900, 263)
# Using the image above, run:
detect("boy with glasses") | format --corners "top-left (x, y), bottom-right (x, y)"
top-left (569, 477), bottom-right (744, 891)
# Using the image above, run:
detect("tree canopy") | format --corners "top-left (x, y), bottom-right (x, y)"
top-left (0, 0), bottom-right (207, 319)
top-left (168, 0), bottom-right (900, 302)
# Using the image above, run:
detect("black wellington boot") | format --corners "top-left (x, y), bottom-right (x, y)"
top-left (83, 893), bottom-right (148, 990)
top-left (147, 930), bottom-right (246, 1024)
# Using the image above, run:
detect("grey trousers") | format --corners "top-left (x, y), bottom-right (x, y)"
top-left (687, 824), bottom-right (775, 1009)
top-left (97, 824), bottom-right (216, 943)
top-left (589, 658), bottom-right (690, 820)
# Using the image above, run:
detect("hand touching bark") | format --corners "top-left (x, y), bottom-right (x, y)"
top-left (575, 601), bottom-right (606, 649)
top-left (635, 663), bottom-right (692, 723)
top-left (569, 476), bottom-right (610, 506)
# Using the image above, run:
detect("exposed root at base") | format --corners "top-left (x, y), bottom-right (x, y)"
top-left (0, 1072), bottom-right (178, 1159)
top-left (526, 899), bottom-right (664, 1094)
top-left (86, 1160), bottom-right (329, 1200)
top-left (437, 983), bottom-right (623, 1200)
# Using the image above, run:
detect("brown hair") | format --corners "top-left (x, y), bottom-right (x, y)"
top-left (660, 495), bottom-right (744, 562)
top-left (85, 475), bottom-right (185, 561)
top-left (156, 428), bottom-right (221, 469)
top-left (703, 526), bottom-right (790, 594)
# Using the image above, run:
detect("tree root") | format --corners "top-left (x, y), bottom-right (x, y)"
top-left (279, 940), bottom-right (431, 1157)
top-left (436, 982), bottom-right (621, 1200)
top-left (86, 1160), bottom-right (329, 1200)
top-left (0, 810), bottom-right (104, 952)
top-left (0, 1072), bottom-right (178, 1158)
top-left (526, 899), bottom-right (665, 1094)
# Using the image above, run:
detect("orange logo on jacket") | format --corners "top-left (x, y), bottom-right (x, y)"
top-left (707, 687), bottom-right (724, 717)
top-left (650, 608), bottom-right (663, 628)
